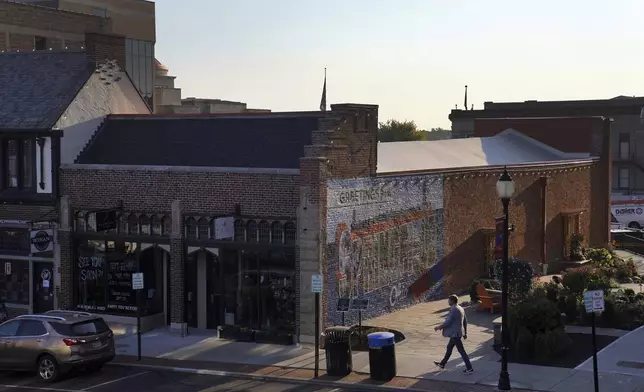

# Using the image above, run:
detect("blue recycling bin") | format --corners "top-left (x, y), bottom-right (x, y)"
top-left (367, 332), bottom-right (396, 381)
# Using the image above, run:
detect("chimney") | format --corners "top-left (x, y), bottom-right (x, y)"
top-left (84, 32), bottom-right (126, 70)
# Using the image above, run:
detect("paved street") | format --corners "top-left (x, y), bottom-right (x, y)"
top-left (0, 366), bottom-right (355, 392)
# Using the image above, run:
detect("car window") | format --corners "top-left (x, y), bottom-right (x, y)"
top-left (16, 320), bottom-right (47, 336)
top-left (0, 321), bottom-right (21, 337)
top-left (51, 319), bottom-right (110, 336)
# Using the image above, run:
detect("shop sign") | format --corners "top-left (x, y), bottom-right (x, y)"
top-left (328, 186), bottom-right (395, 208)
top-left (30, 229), bottom-right (54, 254)
top-left (95, 209), bottom-right (118, 231)
top-left (214, 217), bottom-right (235, 239)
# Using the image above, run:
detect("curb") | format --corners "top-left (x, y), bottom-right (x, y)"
top-left (107, 361), bottom-right (431, 392)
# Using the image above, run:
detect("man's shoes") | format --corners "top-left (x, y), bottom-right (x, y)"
top-left (463, 368), bottom-right (475, 375)
top-left (433, 361), bottom-right (445, 370)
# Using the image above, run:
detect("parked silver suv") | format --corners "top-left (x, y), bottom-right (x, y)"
top-left (0, 310), bottom-right (115, 382)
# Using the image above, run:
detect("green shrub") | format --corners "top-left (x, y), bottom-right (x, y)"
top-left (625, 288), bottom-right (636, 298)
top-left (614, 258), bottom-right (638, 282)
top-left (570, 233), bottom-right (585, 261)
top-left (534, 333), bottom-right (549, 360)
top-left (545, 328), bottom-right (572, 357)
top-left (564, 295), bottom-right (579, 321)
top-left (493, 258), bottom-right (534, 303)
top-left (514, 327), bottom-right (534, 360)
top-left (545, 281), bottom-right (564, 303)
top-left (511, 297), bottom-right (563, 336)
top-left (586, 248), bottom-right (613, 268)
top-left (531, 282), bottom-right (548, 299)
top-left (562, 266), bottom-right (611, 295)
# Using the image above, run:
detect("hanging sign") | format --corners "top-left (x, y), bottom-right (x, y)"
top-left (30, 229), bottom-right (54, 254)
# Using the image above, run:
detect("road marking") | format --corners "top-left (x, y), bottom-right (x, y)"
top-left (80, 371), bottom-right (148, 390)
top-left (0, 385), bottom-right (81, 392)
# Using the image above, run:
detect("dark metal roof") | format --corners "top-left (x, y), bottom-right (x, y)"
top-left (76, 115), bottom-right (323, 168)
top-left (0, 52), bottom-right (92, 129)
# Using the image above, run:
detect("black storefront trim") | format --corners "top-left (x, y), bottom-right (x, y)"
top-left (73, 233), bottom-right (171, 245)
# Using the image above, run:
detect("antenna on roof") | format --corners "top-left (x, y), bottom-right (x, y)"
top-left (464, 85), bottom-right (468, 110)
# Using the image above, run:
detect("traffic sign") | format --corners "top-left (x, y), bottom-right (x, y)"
top-left (584, 290), bottom-right (605, 313)
top-left (132, 272), bottom-right (144, 290)
top-left (311, 274), bottom-right (323, 293)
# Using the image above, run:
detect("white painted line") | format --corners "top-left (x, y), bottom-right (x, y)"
top-left (80, 371), bottom-right (148, 390)
top-left (0, 385), bottom-right (80, 392)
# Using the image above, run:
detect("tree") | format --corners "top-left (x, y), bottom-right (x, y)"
top-left (423, 127), bottom-right (452, 141)
top-left (378, 119), bottom-right (425, 142)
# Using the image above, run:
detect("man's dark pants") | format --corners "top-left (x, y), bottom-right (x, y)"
top-left (439, 337), bottom-right (473, 369)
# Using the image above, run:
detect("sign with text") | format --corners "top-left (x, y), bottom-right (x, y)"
top-left (350, 298), bottom-right (369, 311)
top-left (328, 186), bottom-right (395, 208)
top-left (214, 217), bottom-right (235, 239)
top-left (311, 274), bottom-right (323, 293)
top-left (584, 290), bottom-right (605, 313)
top-left (337, 298), bottom-right (351, 312)
top-left (30, 229), bottom-right (54, 254)
top-left (95, 209), bottom-right (118, 232)
top-left (132, 272), bottom-right (144, 290)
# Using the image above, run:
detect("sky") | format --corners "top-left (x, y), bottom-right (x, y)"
top-left (154, 0), bottom-right (644, 130)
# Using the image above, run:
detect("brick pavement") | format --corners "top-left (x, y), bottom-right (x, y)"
top-left (365, 297), bottom-right (499, 361)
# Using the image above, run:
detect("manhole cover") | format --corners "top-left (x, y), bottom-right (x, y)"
top-left (617, 361), bottom-right (644, 369)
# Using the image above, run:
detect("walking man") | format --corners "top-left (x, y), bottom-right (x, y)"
top-left (434, 294), bottom-right (474, 374)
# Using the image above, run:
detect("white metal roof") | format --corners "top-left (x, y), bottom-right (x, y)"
top-left (376, 129), bottom-right (590, 173)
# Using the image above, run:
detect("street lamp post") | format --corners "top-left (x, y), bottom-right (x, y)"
top-left (496, 168), bottom-right (515, 391)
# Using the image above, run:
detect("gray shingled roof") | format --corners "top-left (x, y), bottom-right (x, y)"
top-left (0, 52), bottom-right (92, 129)
top-left (76, 115), bottom-right (322, 169)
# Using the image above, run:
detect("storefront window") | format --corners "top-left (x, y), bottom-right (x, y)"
top-left (74, 240), bottom-right (164, 316)
top-left (0, 260), bottom-right (29, 304)
top-left (0, 228), bottom-right (30, 254)
top-left (76, 240), bottom-right (107, 312)
top-left (222, 250), bottom-right (295, 333)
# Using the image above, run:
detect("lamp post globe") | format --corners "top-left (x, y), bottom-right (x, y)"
top-left (497, 167), bottom-right (514, 391)
top-left (496, 168), bottom-right (516, 200)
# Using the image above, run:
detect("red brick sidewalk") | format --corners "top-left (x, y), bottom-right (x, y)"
top-left (113, 355), bottom-right (539, 392)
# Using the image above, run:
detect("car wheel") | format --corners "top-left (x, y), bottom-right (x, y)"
top-left (87, 364), bottom-right (103, 373)
top-left (37, 355), bottom-right (59, 382)
top-left (629, 222), bottom-right (641, 229)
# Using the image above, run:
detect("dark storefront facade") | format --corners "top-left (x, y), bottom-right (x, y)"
top-left (71, 210), bottom-right (297, 340)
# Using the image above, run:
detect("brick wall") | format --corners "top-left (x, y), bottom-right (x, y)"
top-left (473, 117), bottom-right (603, 154)
top-left (324, 174), bottom-right (445, 326)
top-left (85, 32), bottom-right (126, 70)
top-left (441, 162), bottom-right (608, 293)
top-left (60, 168), bottom-right (299, 216)
top-left (0, 2), bottom-right (110, 34)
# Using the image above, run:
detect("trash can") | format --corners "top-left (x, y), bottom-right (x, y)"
top-left (367, 331), bottom-right (396, 381)
top-left (324, 326), bottom-right (353, 376)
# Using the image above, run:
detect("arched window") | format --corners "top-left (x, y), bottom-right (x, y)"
top-left (151, 215), bottom-right (162, 235)
top-left (271, 221), bottom-right (283, 244)
top-left (234, 219), bottom-right (244, 241)
top-left (127, 214), bottom-right (139, 235)
top-left (139, 215), bottom-right (151, 235)
top-left (86, 212), bottom-right (96, 232)
top-left (246, 220), bottom-right (257, 243)
top-left (209, 218), bottom-right (217, 240)
top-left (198, 218), bottom-right (209, 240)
top-left (185, 217), bottom-right (197, 240)
top-left (117, 214), bottom-right (127, 234)
top-left (75, 211), bottom-right (86, 232)
top-left (284, 222), bottom-right (296, 245)
top-left (161, 216), bottom-right (172, 236)
top-left (258, 220), bottom-right (270, 243)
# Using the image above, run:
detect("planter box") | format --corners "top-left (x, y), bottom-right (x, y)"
top-left (254, 331), bottom-right (294, 345)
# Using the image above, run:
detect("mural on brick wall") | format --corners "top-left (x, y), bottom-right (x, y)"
top-left (326, 175), bottom-right (444, 325)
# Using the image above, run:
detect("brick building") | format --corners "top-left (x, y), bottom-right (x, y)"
top-left (449, 97), bottom-right (644, 197)
top-left (57, 107), bottom-right (610, 343)
top-left (0, 31), bottom-right (150, 317)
